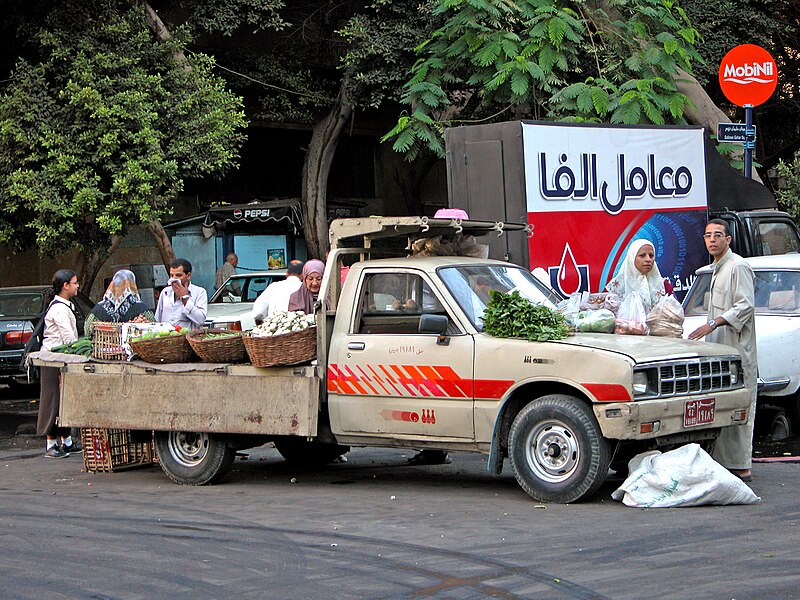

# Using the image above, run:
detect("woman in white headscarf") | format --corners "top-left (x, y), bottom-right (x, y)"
top-left (605, 239), bottom-right (666, 312)
top-left (84, 269), bottom-right (155, 336)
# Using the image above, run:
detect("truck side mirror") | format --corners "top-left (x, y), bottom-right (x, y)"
top-left (419, 314), bottom-right (450, 346)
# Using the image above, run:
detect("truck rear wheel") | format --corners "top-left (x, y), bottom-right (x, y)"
top-left (274, 438), bottom-right (349, 467)
top-left (155, 431), bottom-right (235, 485)
top-left (509, 395), bottom-right (610, 503)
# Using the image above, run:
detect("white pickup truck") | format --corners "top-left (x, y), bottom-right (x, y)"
top-left (37, 217), bottom-right (752, 503)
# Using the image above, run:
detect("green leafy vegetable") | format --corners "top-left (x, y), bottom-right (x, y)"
top-left (483, 291), bottom-right (569, 342)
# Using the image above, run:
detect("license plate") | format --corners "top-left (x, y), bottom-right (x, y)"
top-left (684, 398), bottom-right (716, 428)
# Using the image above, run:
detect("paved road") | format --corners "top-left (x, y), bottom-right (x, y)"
top-left (1, 443), bottom-right (799, 599)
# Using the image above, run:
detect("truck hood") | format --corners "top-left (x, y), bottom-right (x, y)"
top-left (550, 333), bottom-right (740, 364)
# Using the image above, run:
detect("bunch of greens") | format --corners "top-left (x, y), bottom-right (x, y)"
top-left (482, 291), bottom-right (569, 342)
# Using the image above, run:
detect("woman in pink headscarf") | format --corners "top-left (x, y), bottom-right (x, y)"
top-left (288, 259), bottom-right (326, 313)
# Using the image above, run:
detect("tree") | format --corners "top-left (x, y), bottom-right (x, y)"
top-left (382, 0), bottom-right (739, 164)
top-left (0, 1), bottom-right (248, 290)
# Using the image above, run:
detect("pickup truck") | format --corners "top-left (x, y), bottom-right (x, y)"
top-left (35, 217), bottom-right (752, 503)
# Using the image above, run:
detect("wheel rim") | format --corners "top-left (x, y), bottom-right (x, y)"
top-left (770, 413), bottom-right (792, 441)
top-left (167, 431), bottom-right (210, 467)
top-left (523, 420), bottom-right (580, 483)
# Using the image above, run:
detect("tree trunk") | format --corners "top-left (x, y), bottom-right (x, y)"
top-left (301, 72), bottom-right (353, 258)
top-left (73, 235), bottom-right (124, 293)
top-left (146, 218), bottom-right (177, 270)
top-left (136, 0), bottom-right (190, 68)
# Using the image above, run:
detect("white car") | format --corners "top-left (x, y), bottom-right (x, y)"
top-left (205, 272), bottom-right (285, 331)
top-left (682, 254), bottom-right (800, 439)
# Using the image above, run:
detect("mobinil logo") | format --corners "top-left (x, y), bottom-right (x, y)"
top-left (722, 62), bottom-right (775, 85)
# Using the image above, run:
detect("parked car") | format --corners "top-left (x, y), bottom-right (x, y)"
top-left (205, 272), bottom-right (286, 331)
top-left (682, 254), bottom-right (800, 439)
top-left (0, 286), bottom-right (93, 385)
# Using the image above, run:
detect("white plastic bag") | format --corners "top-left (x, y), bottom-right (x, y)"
top-left (615, 293), bottom-right (648, 335)
top-left (611, 443), bottom-right (761, 508)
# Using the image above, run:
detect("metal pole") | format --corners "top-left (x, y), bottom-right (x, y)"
top-left (744, 104), bottom-right (754, 179)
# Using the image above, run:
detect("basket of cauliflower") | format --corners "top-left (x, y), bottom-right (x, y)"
top-left (243, 310), bottom-right (317, 367)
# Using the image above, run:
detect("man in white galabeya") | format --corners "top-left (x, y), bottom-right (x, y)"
top-left (689, 218), bottom-right (757, 482)
top-left (251, 260), bottom-right (304, 323)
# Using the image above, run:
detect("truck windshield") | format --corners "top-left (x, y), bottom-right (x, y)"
top-left (684, 269), bottom-right (800, 316)
top-left (439, 265), bottom-right (561, 330)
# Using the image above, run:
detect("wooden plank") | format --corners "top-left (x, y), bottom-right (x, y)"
top-left (59, 365), bottom-right (319, 436)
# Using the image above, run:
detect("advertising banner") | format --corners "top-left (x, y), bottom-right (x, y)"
top-left (522, 123), bottom-right (708, 299)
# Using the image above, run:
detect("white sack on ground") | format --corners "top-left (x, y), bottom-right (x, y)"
top-left (611, 443), bottom-right (761, 508)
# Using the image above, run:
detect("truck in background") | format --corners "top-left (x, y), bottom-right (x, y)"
top-left (445, 121), bottom-right (800, 297)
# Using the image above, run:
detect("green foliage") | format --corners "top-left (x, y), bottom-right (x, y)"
top-left (774, 151), bottom-right (800, 224)
top-left (483, 290), bottom-right (569, 342)
top-left (386, 0), bottom-right (703, 158)
top-left (0, 3), bottom-right (247, 257)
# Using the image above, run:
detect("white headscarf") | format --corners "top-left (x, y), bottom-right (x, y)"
top-left (606, 239), bottom-right (665, 311)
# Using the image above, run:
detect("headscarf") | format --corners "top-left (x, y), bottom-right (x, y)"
top-left (605, 239), bottom-right (665, 311)
top-left (288, 260), bottom-right (325, 313)
top-left (91, 269), bottom-right (149, 322)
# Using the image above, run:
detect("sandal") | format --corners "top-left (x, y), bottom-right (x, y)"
top-left (730, 469), bottom-right (753, 483)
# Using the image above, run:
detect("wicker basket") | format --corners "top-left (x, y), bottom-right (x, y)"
top-left (129, 332), bottom-right (194, 364)
top-left (187, 329), bottom-right (247, 363)
top-left (91, 322), bottom-right (127, 361)
top-left (243, 326), bottom-right (317, 367)
top-left (81, 428), bottom-right (157, 473)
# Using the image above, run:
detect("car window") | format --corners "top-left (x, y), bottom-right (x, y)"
top-left (355, 272), bottom-right (460, 335)
top-left (757, 222), bottom-right (800, 255)
top-left (243, 277), bottom-right (271, 302)
top-left (682, 273), bottom-right (712, 316)
top-left (0, 292), bottom-right (44, 317)
top-left (753, 270), bottom-right (800, 314)
top-left (683, 269), bottom-right (800, 316)
top-left (439, 265), bottom-right (560, 330)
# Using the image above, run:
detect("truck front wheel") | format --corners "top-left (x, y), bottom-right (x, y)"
top-left (509, 395), bottom-right (610, 503)
top-left (155, 431), bottom-right (236, 485)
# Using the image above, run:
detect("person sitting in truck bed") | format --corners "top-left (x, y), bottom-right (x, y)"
top-left (288, 259), bottom-right (327, 313)
top-left (84, 270), bottom-right (155, 336)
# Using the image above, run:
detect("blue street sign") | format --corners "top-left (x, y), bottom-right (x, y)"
top-left (717, 122), bottom-right (756, 143)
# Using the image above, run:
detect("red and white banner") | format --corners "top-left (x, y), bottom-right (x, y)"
top-left (522, 123), bottom-right (708, 297)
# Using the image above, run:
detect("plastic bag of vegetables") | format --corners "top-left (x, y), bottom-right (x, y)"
top-left (573, 309), bottom-right (617, 333)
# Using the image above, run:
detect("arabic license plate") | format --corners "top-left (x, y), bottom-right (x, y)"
top-left (684, 398), bottom-right (716, 428)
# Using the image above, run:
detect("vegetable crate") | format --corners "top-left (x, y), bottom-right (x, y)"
top-left (80, 428), bottom-right (158, 473)
top-left (91, 322), bottom-right (127, 361)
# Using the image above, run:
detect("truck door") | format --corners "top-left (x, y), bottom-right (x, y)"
top-left (328, 270), bottom-right (475, 440)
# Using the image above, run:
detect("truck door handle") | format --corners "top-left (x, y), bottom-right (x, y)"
top-left (347, 342), bottom-right (365, 351)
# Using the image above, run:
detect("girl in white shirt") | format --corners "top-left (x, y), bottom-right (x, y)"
top-left (37, 269), bottom-right (82, 458)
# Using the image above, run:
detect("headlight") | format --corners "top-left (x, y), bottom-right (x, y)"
top-left (730, 362), bottom-right (740, 385)
top-left (633, 370), bottom-right (650, 395)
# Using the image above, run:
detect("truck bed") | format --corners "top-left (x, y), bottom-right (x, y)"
top-left (34, 355), bottom-right (320, 436)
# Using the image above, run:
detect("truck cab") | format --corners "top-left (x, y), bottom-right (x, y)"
top-left (712, 209), bottom-right (800, 257)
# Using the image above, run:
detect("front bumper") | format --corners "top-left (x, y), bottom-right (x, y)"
top-left (594, 386), bottom-right (752, 440)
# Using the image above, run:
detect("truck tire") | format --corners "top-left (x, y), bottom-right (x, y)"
top-left (508, 394), bottom-right (610, 503)
top-left (154, 431), bottom-right (235, 485)
top-left (274, 438), bottom-right (349, 467)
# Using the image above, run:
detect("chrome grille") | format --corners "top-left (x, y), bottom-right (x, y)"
top-left (637, 357), bottom-right (742, 399)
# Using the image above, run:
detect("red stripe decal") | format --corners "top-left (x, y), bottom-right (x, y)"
top-left (473, 379), bottom-right (514, 399)
top-left (583, 383), bottom-right (632, 402)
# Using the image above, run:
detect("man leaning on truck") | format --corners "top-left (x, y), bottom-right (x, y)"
top-left (155, 258), bottom-right (208, 331)
top-left (689, 219), bottom-right (757, 482)
top-left (252, 260), bottom-right (304, 323)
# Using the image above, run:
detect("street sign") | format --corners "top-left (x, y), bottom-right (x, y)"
top-left (718, 44), bottom-right (778, 107)
top-left (717, 122), bottom-right (756, 143)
